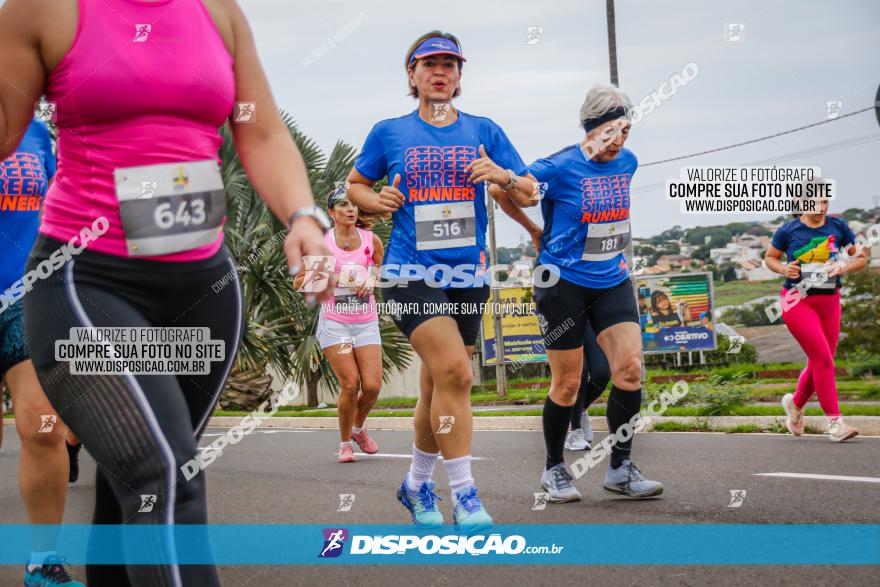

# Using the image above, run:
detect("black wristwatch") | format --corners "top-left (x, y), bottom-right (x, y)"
top-left (287, 206), bottom-right (331, 233)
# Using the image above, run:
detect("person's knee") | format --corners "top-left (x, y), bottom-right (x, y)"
top-left (19, 423), bottom-right (67, 450)
top-left (338, 376), bottom-right (360, 397)
top-left (613, 355), bottom-right (642, 389)
top-left (435, 359), bottom-right (473, 394)
top-left (360, 380), bottom-right (380, 399)
top-left (552, 374), bottom-right (581, 405)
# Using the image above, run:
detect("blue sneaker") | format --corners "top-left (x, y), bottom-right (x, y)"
top-left (23, 556), bottom-right (85, 586)
top-left (452, 486), bottom-right (493, 534)
top-left (397, 476), bottom-right (444, 528)
top-left (603, 459), bottom-right (663, 498)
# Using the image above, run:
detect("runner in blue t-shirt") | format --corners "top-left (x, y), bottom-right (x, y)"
top-left (497, 84), bottom-right (663, 503)
top-left (0, 118), bottom-right (85, 586)
top-left (347, 30), bottom-right (538, 533)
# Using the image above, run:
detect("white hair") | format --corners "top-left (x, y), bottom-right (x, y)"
top-left (579, 84), bottom-right (633, 126)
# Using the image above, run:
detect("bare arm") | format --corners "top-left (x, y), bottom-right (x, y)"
top-left (224, 0), bottom-right (332, 299)
top-left (346, 168), bottom-right (404, 214)
top-left (764, 245), bottom-right (799, 279)
top-left (0, 0), bottom-right (48, 160)
top-left (488, 183), bottom-right (542, 251)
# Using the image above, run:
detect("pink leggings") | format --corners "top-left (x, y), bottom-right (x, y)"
top-left (780, 290), bottom-right (841, 417)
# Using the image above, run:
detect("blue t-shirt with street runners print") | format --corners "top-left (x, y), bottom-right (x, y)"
top-left (354, 110), bottom-right (528, 288)
top-left (530, 145), bottom-right (637, 289)
top-left (0, 119), bottom-right (56, 295)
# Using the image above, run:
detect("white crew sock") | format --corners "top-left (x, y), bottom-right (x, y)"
top-left (443, 455), bottom-right (474, 498)
top-left (407, 444), bottom-right (439, 490)
top-left (28, 550), bottom-right (56, 571)
top-left (352, 426), bottom-right (364, 435)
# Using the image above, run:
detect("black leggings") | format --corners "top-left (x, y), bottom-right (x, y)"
top-left (23, 236), bottom-right (243, 587)
top-left (571, 323), bottom-right (611, 428)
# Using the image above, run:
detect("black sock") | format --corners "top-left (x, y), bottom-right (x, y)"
top-left (570, 378), bottom-right (589, 429)
top-left (543, 396), bottom-right (573, 470)
top-left (606, 386), bottom-right (642, 469)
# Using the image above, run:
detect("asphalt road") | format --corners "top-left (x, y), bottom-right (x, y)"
top-left (1, 428), bottom-right (878, 586)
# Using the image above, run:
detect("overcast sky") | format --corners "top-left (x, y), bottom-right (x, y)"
top-left (242, 0), bottom-right (880, 247)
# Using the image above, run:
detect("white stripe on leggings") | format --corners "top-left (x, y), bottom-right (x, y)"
top-left (194, 256), bottom-right (242, 436)
top-left (65, 260), bottom-right (183, 587)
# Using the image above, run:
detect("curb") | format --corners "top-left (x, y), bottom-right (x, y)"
top-left (205, 415), bottom-right (880, 436)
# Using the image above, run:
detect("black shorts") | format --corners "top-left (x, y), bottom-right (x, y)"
top-left (533, 277), bottom-right (639, 350)
top-left (383, 280), bottom-right (490, 346)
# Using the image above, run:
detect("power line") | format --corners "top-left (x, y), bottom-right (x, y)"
top-left (640, 106), bottom-right (874, 167)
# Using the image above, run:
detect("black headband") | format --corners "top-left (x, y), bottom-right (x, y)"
top-left (582, 106), bottom-right (629, 132)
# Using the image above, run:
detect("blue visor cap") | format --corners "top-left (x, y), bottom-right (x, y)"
top-left (409, 37), bottom-right (466, 64)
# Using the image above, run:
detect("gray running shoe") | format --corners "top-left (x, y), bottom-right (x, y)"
top-left (603, 459), bottom-right (663, 498)
top-left (581, 411), bottom-right (594, 443)
top-left (540, 463), bottom-right (582, 502)
top-left (564, 428), bottom-right (590, 450)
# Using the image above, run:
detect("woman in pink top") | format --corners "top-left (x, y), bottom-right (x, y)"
top-left (0, 1), bottom-right (333, 585)
top-left (296, 187), bottom-right (384, 463)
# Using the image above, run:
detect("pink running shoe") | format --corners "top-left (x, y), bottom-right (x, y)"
top-left (351, 429), bottom-right (378, 454)
top-left (338, 442), bottom-right (356, 463)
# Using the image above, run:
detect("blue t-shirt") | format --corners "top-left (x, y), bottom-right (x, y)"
top-left (771, 216), bottom-right (856, 293)
top-left (530, 145), bottom-right (637, 289)
top-left (354, 110), bottom-right (528, 288)
top-left (0, 119), bottom-right (56, 293)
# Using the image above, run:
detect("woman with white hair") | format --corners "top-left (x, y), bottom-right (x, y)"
top-left (494, 84), bottom-right (662, 503)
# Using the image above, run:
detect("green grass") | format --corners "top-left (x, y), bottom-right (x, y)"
top-left (651, 421), bottom-right (709, 432)
top-left (212, 403), bottom-right (880, 419)
top-left (713, 279), bottom-right (785, 307)
top-left (719, 424), bottom-right (763, 433)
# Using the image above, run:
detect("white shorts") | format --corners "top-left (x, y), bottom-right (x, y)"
top-left (316, 316), bottom-right (381, 349)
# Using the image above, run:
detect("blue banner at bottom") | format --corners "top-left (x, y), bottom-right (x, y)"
top-left (0, 524), bottom-right (877, 565)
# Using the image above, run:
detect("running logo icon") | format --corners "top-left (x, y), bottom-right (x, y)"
top-left (338, 336), bottom-right (355, 355)
top-left (724, 23), bottom-right (744, 42)
top-left (138, 494), bottom-right (157, 513)
top-left (235, 102), bottom-right (256, 123)
top-left (141, 181), bottom-right (157, 199)
top-left (727, 335), bottom-right (745, 354)
top-left (431, 102), bottom-right (451, 122)
top-left (825, 101), bottom-right (842, 120)
top-left (728, 489), bottom-right (747, 508)
top-left (531, 492), bottom-right (549, 510)
top-left (133, 24), bottom-right (152, 42)
top-left (524, 26), bottom-right (543, 45)
top-left (34, 102), bottom-right (56, 123)
top-left (337, 494), bottom-right (355, 512)
top-left (437, 416), bottom-right (455, 434)
top-left (299, 256), bottom-right (336, 292)
top-left (318, 528), bottom-right (348, 558)
top-left (38, 415), bottom-right (57, 433)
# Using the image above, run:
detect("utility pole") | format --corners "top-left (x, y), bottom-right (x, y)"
top-left (486, 188), bottom-right (507, 398)
top-left (606, 0), bottom-right (647, 384)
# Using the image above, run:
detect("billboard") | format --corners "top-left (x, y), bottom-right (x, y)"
top-left (480, 287), bottom-right (547, 366)
top-left (636, 272), bottom-right (717, 354)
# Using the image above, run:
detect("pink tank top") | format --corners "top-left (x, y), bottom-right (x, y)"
top-left (321, 227), bottom-right (379, 324)
top-left (41, 0), bottom-right (235, 261)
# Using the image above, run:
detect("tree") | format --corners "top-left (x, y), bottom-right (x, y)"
top-left (839, 268), bottom-right (880, 355)
top-left (219, 112), bottom-right (413, 409)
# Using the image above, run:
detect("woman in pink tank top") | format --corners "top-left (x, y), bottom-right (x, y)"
top-left (0, 1), bottom-right (333, 585)
top-left (296, 186), bottom-right (384, 463)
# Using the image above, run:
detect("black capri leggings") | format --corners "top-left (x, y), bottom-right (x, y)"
top-left (23, 235), bottom-right (243, 587)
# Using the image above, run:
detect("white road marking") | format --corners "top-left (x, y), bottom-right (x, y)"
top-left (201, 430), bottom-right (312, 437)
top-left (341, 453), bottom-right (488, 461)
top-left (755, 472), bottom-right (880, 484)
